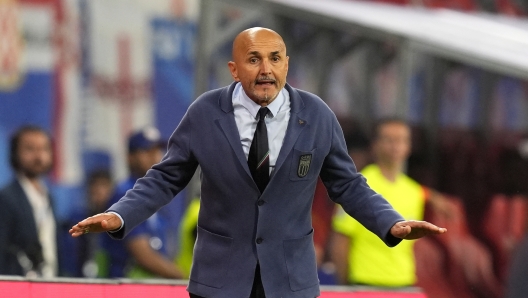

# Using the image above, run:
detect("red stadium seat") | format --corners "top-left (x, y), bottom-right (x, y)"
top-left (510, 195), bottom-right (527, 242)
top-left (414, 238), bottom-right (458, 298)
top-left (482, 194), bottom-right (528, 280)
top-left (423, 196), bottom-right (502, 298)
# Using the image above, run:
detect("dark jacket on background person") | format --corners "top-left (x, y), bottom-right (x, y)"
top-left (0, 179), bottom-right (58, 276)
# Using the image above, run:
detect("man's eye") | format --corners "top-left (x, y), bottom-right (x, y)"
top-left (250, 58), bottom-right (259, 63)
top-left (272, 57), bottom-right (280, 62)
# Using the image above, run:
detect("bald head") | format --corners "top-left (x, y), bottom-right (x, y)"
top-left (228, 27), bottom-right (289, 106)
top-left (232, 27), bottom-right (286, 60)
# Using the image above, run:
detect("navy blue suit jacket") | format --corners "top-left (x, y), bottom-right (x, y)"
top-left (108, 82), bottom-right (404, 297)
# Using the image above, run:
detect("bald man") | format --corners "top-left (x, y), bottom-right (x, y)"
top-left (70, 27), bottom-right (445, 298)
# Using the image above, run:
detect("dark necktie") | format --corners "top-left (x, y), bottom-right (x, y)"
top-left (248, 107), bottom-right (270, 193)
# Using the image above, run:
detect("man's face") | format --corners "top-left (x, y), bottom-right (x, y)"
top-left (88, 177), bottom-right (113, 211)
top-left (373, 122), bottom-right (411, 167)
top-left (129, 147), bottom-right (163, 177)
top-left (17, 131), bottom-right (53, 178)
top-left (228, 28), bottom-right (289, 106)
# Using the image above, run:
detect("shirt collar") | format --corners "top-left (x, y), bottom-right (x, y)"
top-left (233, 82), bottom-right (286, 119)
top-left (17, 173), bottom-right (48, 197)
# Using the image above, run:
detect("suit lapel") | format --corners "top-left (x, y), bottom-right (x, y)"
top-left (271, 84), bottom-right (306, 180)
top-left (217, 83), bottom-right (253, 180)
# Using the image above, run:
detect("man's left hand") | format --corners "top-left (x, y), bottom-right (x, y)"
top-left (390, 220), bottom-right (447, 240)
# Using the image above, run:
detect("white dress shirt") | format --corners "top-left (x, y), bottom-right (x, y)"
top-left (232, 82), bottom-right (291, 174)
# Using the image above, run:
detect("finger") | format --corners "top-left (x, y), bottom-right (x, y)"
top-left (69, 224), bottom-right (84, 234)
top-left (69, 227), bottom-right (86, 238)
top-left (407, 220), bottom-right (446, 233)
top-left (420, 222), bottom-right (447, 234)
top-left (74, 216), bottom-right (99, 229)
top-left (69, 221), bottom-right (92, 235)
top-left (72, 231), bottom-right (85, 237)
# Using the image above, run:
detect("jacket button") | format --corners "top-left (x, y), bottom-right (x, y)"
top-left (257, 200), bottom-right (264, 206)
top-left (256, 238), bottom-right (263, 244)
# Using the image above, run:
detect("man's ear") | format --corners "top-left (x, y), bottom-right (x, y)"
top-left (228, 61), bottom-right (239, 81)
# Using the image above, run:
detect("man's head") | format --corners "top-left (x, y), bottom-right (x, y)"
top-left (345, 131), bottom-right (371, 172)
top-left (10, 125), bottom-right (53, 179)
top-left (372, 118), bottom-right (411, 169)
top-left (86, 170), bottom-right (113, 213)
top-left (127, 127), bottom-right (164, 177)
top-left (228, 27), bottom-right (289, 106)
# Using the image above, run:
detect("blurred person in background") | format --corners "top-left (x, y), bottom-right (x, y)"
top-left (331, 117), bottom-right (449, 287)
top-left (343, 124), bottom-right (371, 173)
top-left (102, 127), bottom-right (183, 279)
top-left (85, 170), bottom-right (114, 215)
top-left (0, 126), bottom-right (58, 277)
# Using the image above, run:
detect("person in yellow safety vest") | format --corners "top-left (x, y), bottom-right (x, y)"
top-left (175, 198), bottom-right (201, 278)
top-left (331, 117), bottom-right (450, 287)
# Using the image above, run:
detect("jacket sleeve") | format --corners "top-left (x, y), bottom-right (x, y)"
top-left (107, 106), bottom-right (199, 239)
top-left (319, 114), bottom-right (404, 247)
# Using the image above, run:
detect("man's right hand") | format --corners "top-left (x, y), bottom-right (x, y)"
top-left (69, 213), bottom-right (122, 237)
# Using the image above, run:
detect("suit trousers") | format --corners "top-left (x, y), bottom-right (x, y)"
top-left (189, 264), bottom-right (265, 298)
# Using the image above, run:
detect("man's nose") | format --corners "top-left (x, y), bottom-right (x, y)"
top-left (260, 59), bottom-right (272, 75)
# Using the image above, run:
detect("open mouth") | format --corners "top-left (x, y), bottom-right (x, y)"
top-left (257, 81), bottom-right (275, 87)
top-left (255, 79), bottom-right (276, 87)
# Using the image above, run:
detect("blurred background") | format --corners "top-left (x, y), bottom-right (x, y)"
top-left (1, 0), bottom-right (528, 297)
